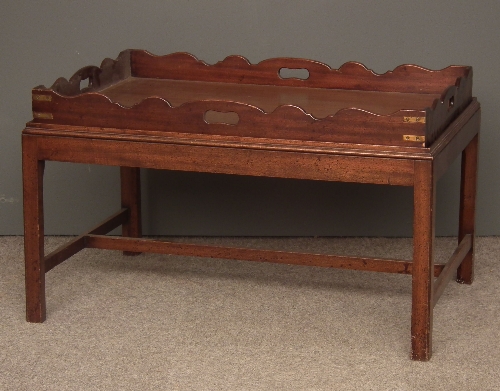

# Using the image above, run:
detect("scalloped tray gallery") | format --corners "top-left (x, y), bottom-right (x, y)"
top-left (30, 50), bottom-right (473, 148)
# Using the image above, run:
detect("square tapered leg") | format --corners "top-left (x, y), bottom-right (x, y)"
top-left (411, 160), bottom-right (435, 361)
top-left (457, 134), bottom-right (479, 284)
top-left (23, 136), bottom-right (46, 323)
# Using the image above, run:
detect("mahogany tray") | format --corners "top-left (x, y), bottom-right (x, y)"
top-left (23, 50), bottom-right (480, 362)
top-left (30, 49), bottom-right (472, 148)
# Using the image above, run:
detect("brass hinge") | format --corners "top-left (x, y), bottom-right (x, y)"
top-left (403, 116), bottom-right (426, 124)
top-left (32, 94), bottom-right (52, 102)
top-left (403, 135), bottom-right (425, 142)
top-left (33, 112), bottom-right (53, 120)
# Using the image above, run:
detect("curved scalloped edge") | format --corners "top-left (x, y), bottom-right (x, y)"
top-left (31, 90), bottom-right (429, 147)
top-left (425, 67), bottom-right (473, 144)
top-left (34, 88), bottom-right (425, 121)
top-left (135, 50), bottom-right (469, 79)
top-left (35, 50), bottom-right (131, 96)
top-left (34, 49), bottom-right (472, 97)
top-left (32, 50), bottom-right (473, 146)
top-left (130, 50), bottom-right (471, 94)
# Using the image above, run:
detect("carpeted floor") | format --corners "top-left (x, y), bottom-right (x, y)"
top-left (1, 236), bottom-right (499, 390)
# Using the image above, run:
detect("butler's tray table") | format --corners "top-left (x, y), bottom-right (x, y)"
top-left (23, 50), bottom-right (480, 361)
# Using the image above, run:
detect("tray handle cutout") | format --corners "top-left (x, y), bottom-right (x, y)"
top-left (279, 67), bottom-right (310, 80)
top-left (204, 110), bottom-right (240, 125)
top-left (69, 66), bottom-right (102, 92)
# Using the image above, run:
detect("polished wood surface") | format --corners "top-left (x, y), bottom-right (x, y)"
top-left (433, 234), bottom-right (472, 306)
top-left (457, 133), bottom-right (479, 283)
top-left (30, 91), bottom-right (430, 147)
top-left (22, 136), bottom-right (46, 322)
top-left (23, 51), bottom-right (480, 361)
top-left (120, 167), bottom-right (142, 256)
top-left (32, 50), bottom-right (473, 148)
top-left (130, 51), bottom-right (468, 94)
top-left (102, 77), bottom-right (440, 117)
top-left (411, 160), bottom-right (436, 360)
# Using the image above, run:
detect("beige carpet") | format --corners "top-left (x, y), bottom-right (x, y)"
top-left (1, 236), bottom-right (499, 390)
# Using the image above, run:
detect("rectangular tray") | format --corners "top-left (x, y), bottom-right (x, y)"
top-left (30, 50), bottom-right (473, 148)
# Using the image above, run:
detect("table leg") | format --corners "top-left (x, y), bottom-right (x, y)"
top-left (457, 134), bottom-right (479, 284)
top-left (120, 167), bottom-right (142, 255)
top-left (22, 136), bottom-right (46, 322)
top-left (411, 160), bottom-right (435, 360)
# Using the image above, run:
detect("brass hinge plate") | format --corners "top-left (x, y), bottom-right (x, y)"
top-left (32, 94), bottom-right (52, 102)
top-left (403, 116), bottom-right (426, 124)
top-left (403, 135), bottom-right (425, 142)
top-left (33, 112), bottom-right (53, 120)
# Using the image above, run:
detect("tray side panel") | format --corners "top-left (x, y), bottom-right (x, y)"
top-left (35, 50), bottom-right (132, 96)
top-left (130, 50), bottom-right (470, 94)
top-left (31, 92), bottom-right (427, 147)
top-left (424, 68), bottom-right (473, 146)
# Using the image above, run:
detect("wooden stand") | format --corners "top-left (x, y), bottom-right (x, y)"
top-left (23, 51), bottom-right (480, 360)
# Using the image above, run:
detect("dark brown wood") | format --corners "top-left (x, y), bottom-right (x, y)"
top-left (433, 234), bottom-right (472, 306)
top-left (411, 160), bottom-right (435, 361)
top-left (22, 51), bottom-right (480, 361)
top-left (31, 91), bottom-right (430, 147)
top-left (86, 234), bottom-right (417, 275)
top-left (44, 236), bottom-right (86, 273)
top-left (457, 133), bottom-right (479, 283)
top-left (432, 102), bottom-right (480, 180)
top-left (46, 50), bottom-right (131, 96)
top-left (22, 135), bottom-right (46, 323)
top-left (29, 134), bottom-right (416, 186)
top-left (120, 167), bottom-right (142, 255)
top-left (87, 208), bottom-right (129, 235)
top-left (424, 70), bottom-right (473, 146)
top-left (44, 208), bottom-right (129, 272)
top-left (23, 122), bottom-right (433, 158)
top-left (102, 77), bottom-right (439, 117)
top-left (130, 51), bottom-right (469, 94)
top-left (31, 51), bottom-right (473, 148)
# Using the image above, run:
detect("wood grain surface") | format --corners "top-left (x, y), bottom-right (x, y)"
top-left (32, 50), bottom-right (473, 147)
top-left (23, 50), bottom-right (480, 361)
